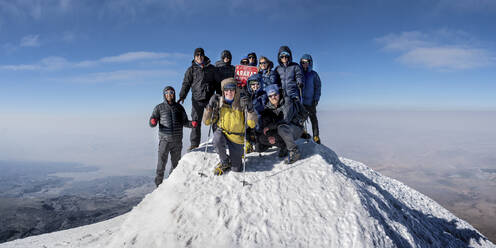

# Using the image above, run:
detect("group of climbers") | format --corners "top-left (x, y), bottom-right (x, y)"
top-left (150, 46), bottom-right (322, 185)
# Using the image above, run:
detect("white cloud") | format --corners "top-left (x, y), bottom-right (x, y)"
top-left (20, 34), bottom-right (40, 47)
top-left (1, 51), bottom-right (188, 71)
top-left (376, 30), bottom-right (494, 70)
top-left (399, 47), bottom-right (493, 70)
top-left (65, 69), bottom-right (177, 84)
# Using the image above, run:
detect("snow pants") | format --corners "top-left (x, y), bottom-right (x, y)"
top-left (155, 138), bottom-right (182, 186)
top-left (213, 129), bottom-right (244, 172)
top-left (277, 124), bottom-right (303, 152)
top-left (304, 104), bottom-right (319, 137)
top-left (190, 99), bottom-right (209, 147)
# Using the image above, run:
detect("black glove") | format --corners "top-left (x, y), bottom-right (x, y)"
top-left (240, 95), bottom-right (252, 110)
top-left (313, 100), bottom-right (318, 107)
top-left (297, 81), bottom-right (304, 89)
top-left (208, 94), bottom-right (220, 109)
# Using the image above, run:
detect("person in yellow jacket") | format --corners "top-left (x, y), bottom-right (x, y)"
top-left (203, 78), bottom-right (258, 175)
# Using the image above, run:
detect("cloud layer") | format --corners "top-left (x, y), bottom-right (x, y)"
top-left (376, 30), bottom-right (495, 70)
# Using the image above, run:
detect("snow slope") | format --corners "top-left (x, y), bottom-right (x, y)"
top-left (2, 141), bottom-right (494, 248)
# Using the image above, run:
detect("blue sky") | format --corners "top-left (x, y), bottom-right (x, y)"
top-left (1, 0), bottom-right (496, 114)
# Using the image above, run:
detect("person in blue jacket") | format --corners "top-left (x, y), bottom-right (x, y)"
top-left (257, 56), bottom-right (279, 88)
top-left (245, 74), bottom-right (268, 152)
top-left (300, 54), bottom-right (322, 144)
top-left (275, 46), bottom-right (304, 100)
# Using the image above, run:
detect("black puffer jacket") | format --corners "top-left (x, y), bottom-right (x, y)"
top-left (215, 60), bottom-right (235, 94)
top-left (260, 95), bottom-right (307, 131)
top-left (179, 56), bottom-right (218, 101)
top-left (150, 100), bottom-right (192, 140)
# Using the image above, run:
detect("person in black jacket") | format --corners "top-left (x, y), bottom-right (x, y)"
top-left (215, 50), bottom-right (235, 93)
top-left (259, 84), bottom-right (306, 164)
top-left (150, 86), bottom-right (194, 187)
top-left (178, 48), bottom-right (218, 151)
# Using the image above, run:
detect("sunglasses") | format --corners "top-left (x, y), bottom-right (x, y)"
top-left (248, 56), bottom-right (255, 59)
top-left (280, 55), bottom-right (289, 59)
top-left (268, 94), bottom-right (279, 98)
top-left (259, 61), bottom-right (267, 65)
top-left (301, 60), bottom-right (310, 64)
top-left (241, 60), bottom-right (249, 65)
top-left (249, 81), bottom-right (260, 86)
top-left (195, 53), bottom-right (204, 57)
top-left (224, 88), bottom-right (236, 92)
top-left (164, 90), bottom-right (175, 95)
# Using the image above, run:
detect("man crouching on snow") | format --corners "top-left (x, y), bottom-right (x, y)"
top-left (203, 78), bottom-right (258, 175)
top-left (259, 84), bottom-right (306, 164)
top-left (150, 86), bottom-right (194, 187)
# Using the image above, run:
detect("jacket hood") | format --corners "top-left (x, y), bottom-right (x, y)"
top-left (191, 56), bottom-right (211, 67)
top-left (300, 54), bottom-right (313, 71)
top-left (215, 60), bottom-right (231, 67)
top-left (220, 77), bottom-right (241, 110)
top-left (247, 52), bottom-right (257, 66)
top-left (221, 50), bottom-right (232, 60)
top-left (246, 74), bottom-right (264, 95)
top-left (163, 86), bottom-right (176, 102)
top-left (277, 46), bottom-right (293, 66)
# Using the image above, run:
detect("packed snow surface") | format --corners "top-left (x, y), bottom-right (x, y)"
top-left (2, 142), bottom-right (494, 248)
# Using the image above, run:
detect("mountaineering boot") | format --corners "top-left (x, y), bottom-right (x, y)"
top-left (187, 144), bottom-right (199, 152)
top-left (278, 147), bottom-right (288, 158)
top-left (285, 148), bottom-right (301, 164)
top-left (313, 136), bottom-right (321, 144)
top-left (214, 161), bottom-right (231, 176)
top-left (301, 131), bottom-right (311, 140)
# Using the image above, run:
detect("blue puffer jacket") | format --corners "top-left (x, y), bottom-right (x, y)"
top-left (247, 74), bottom-right (267, 130)
top-left (275, 46), bottom-right (304, 100)
top-left (259, 68), bottom-right (279, 88)
top-left (300, 54), bottom-right (321, 106)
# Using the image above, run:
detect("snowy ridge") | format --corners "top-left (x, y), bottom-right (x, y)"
top-left (2, 142), bottom-right (494, 248)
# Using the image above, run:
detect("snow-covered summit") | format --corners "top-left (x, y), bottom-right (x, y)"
top-left (2, 141), bottom-right (494, 248)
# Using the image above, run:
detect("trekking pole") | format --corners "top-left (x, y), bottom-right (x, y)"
top-left (241, 108), bottom-right (250, 186)
top-left (198, 105), bottom-right (216, 177)
top-left (298, 86), bottom-right (309, 140)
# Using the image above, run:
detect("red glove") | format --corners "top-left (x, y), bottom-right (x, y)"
top-left (150, 118), bottom-right (157, 127)
top-left (192, 121), bottom-right (198, 128)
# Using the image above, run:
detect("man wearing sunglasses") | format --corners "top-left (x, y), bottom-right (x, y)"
top-left (178, 47), bottom-right (219, 151)
top-left (149, 86), bottom-right (194, 187)
top-left (300, 54), bottom-right (322, 144)
top-left (203, 78), bottom-right (258, 175)
top-left (259, 84), bottom-right (306, 164)
top-left (247, 52), bottom-right (258, 66)
top-left (275, 46), bottom-right (304, 101)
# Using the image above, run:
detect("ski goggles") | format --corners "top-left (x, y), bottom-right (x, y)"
top-left (164, 90), bottom-right (175, 95)
top-left (301, 60), bottom-right (310, 64)
top-left (259, 61), bottom-right (268, 65)
top-left (248, 81), bottom-right (259, 86)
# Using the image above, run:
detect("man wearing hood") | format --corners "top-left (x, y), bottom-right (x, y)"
top-left (150, 86), bottom-right (194, 186)
top-left (215, 50), bottom-right (235, 94)
top-left (300, 54), bottom-right (322, 144)
top-left (203, 78), bottom-right (258, 175)
top-left (275, 46), bottom-right (305, 100)
top-left (247, 52), bottom-right (258, 66)
top-left (178, 48), bottom-right (218, 151)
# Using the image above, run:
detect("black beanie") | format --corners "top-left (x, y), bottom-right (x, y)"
top-left (194, 47), bottom-right (205, 57)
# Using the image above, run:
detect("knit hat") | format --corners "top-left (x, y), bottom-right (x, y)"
top-left (194, 47), bottom-right (204, 57)
top-left (265, 84), bottom-right (279, 96)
